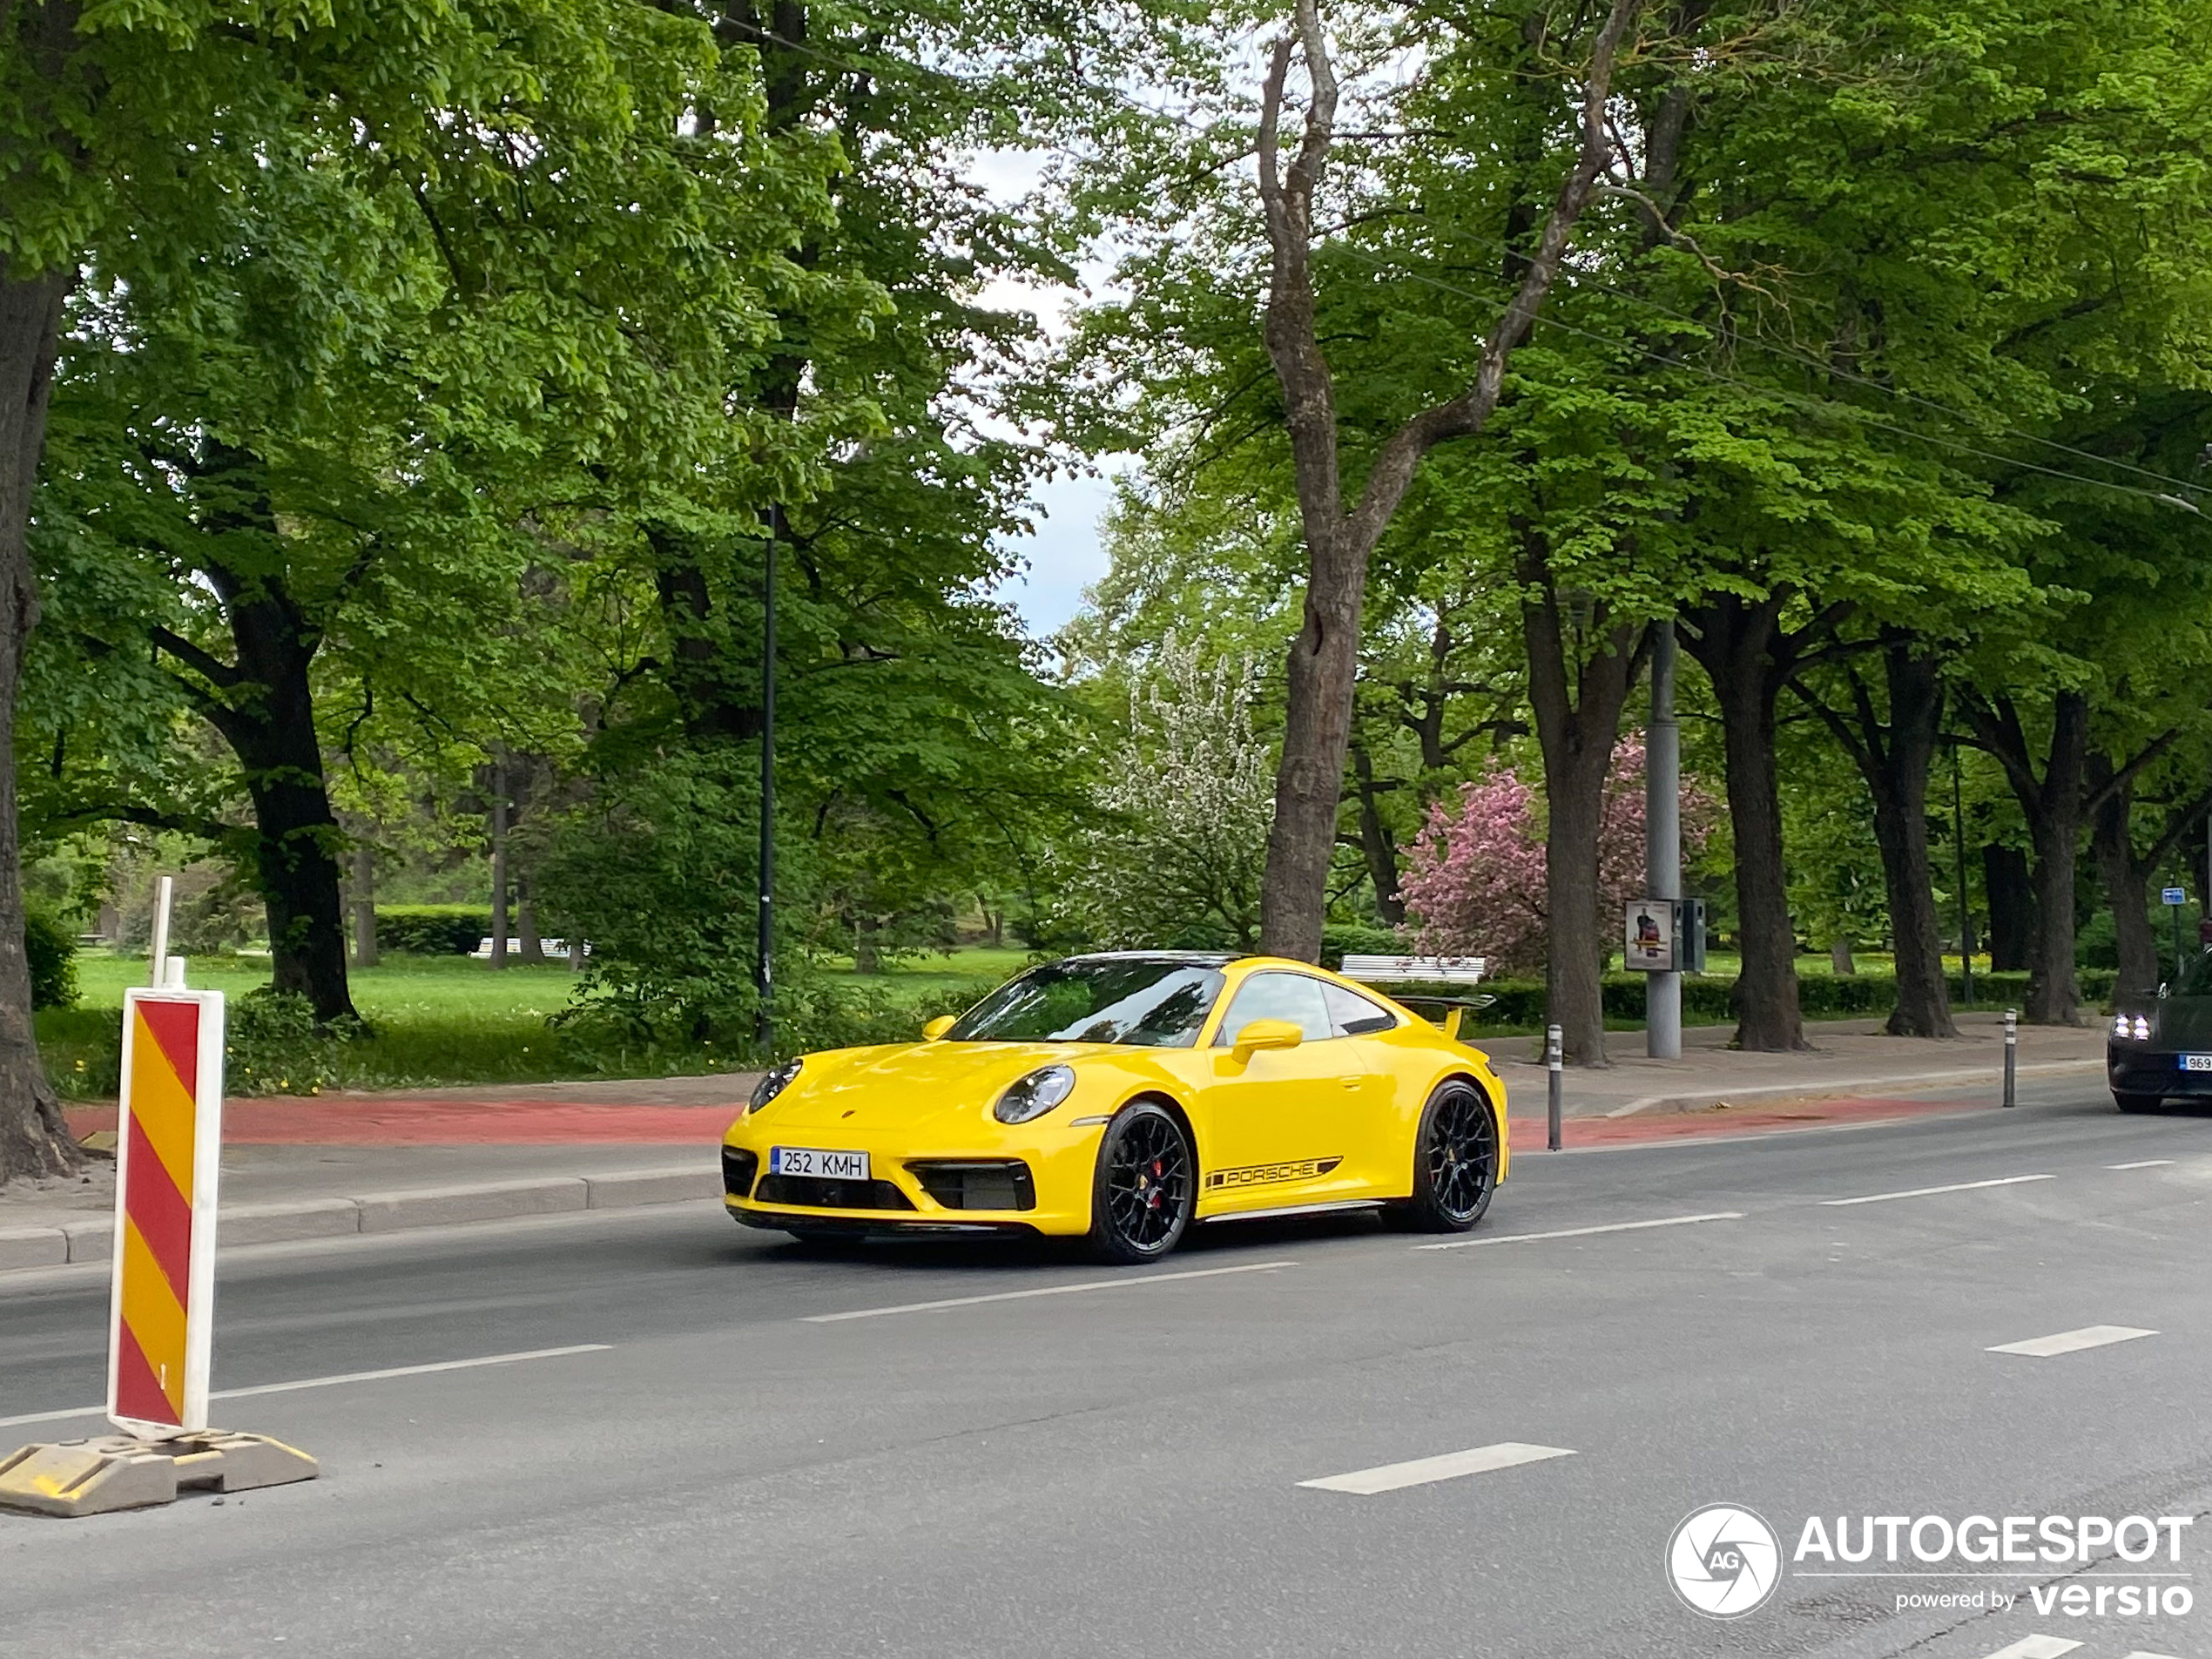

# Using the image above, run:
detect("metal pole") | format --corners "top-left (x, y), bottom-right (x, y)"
top-left (1646, 622), bottom-right (1682, 1059)
top-left (1952, 745), bottom-right (1974, 1007)
top-left (2002, 1008), bottom-right (2017, 1108)
top-left (757, 513), bottom-right (778, 1048)
top-left (1547, 1023), bottom-right (1564, 1150)
top-left (489, 749), bottom-right (509, 970)
top-left (2174, 880), bottom-right (2186, 982)
top-left (147, 875), bottom-right (173, 988)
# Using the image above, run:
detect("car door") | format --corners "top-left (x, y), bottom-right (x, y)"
top-left (1197, 971), bottom-right (1366, 1214)
top-left (1317, 980), bottom-right (1413, 1193)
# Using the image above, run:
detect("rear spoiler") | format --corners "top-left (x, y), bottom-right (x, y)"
top-left (1391, 994), bottom-right (1497, 1040)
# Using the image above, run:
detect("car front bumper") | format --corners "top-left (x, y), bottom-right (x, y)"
top-left (720, 1120), bottom-right (1106, 1238)
top-left (2107, 1045), bottom-right (2212, 1096)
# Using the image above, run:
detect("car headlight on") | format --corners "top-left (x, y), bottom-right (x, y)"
top-left (994, 1064), bottom-right (1076, 1124)
top-left (749, 1060), bottom-right (801, 1113)
top-left (2113, 1013), bottom-right (2152, 1042)
top-left (2134, 1014), bottom-right (2151, 1041)
top-left (2114, 1013), bottom-right (2130, 1039)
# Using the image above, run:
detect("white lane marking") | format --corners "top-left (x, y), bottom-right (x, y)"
top-left (1978, 1638), bottom-right (2080, 1659)
top-left (801, 1260), bottom-right (1295, 1323)
top-left (0, 1344), bottom-right (612, 1430)
top-left (1416, 1212), bottom-right (1743, 1251)
top-left (2108, 1158), bottom-right (2177, 1170)
top-left (1987, 1325), bottom-right (2158, 1358)
top-left (1299, 1441), bottom-right (1575, 1495)
top-left (2119, 1650), bottom-right (2182, 1659)
top-left (1820, 1174), bottom-right (2054, 1206)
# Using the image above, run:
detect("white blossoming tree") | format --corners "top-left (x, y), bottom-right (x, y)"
top-left (1070, 637), bottom-right (1274, 950)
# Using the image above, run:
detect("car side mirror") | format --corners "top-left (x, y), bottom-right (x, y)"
top-left (922, 1015), bottom-right (956, 1041)
top-left (1231, 1018), bottom-right (1303, 1061)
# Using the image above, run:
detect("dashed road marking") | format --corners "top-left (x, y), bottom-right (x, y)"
top-left (1976, 1638), bottom-right (2080, 1659)
top-left (1987, 1325), bottom-right (2158, 1358)
top-left (1415, 1212), bottom-right (1743, 1251)
top-left (1299, 1441), bottom-right (1575, 1494)
top-left (2108, 1159), bottom-right (2177, 1170)
top-left (801, 1259), bottom-right (1295, 1322)
top-left (1820, 1174), bottom-right (2054, 1207)
top-left (2119, 1650), bottom-right (2183, 1658)
top-left (0, 1343), bottom-right (614, 1430)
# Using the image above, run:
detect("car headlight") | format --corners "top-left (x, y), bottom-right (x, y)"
top-left (994, 1064), bottom-right (1076, 1124)
top-left (2134, 1014), bottom-right (2151, 1041)
top-left (2114, 1013), bottom-right (2129, 1039)
top-left (749, 1060), bottom-right (801, 1113)
top-left (2113, 1013), bottom-right (2152, 1042)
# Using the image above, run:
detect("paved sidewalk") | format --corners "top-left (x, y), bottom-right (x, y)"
top-left (1488, 1009), bottom-right (2105, 1116)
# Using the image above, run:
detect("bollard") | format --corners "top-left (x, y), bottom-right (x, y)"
top-left (1547, 1023), bottom-right (1564, 1151)
top-left (2002, 1008), bottom-right (2017, 1108)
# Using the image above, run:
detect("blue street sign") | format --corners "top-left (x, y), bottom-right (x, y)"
top-left (2162, 887), bottom-right (2188, 906)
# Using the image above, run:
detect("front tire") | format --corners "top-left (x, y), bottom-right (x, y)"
top-left (2114, 1092), bottom-right (2165, 1114)
top-left (1087, 1101), bottom-right (1194, 1264)
top-left (1402, 1077), bottom-right (1500, 1233)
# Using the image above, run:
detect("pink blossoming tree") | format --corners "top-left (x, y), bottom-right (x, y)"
top-left (1399, 739), bottom-right (1713, 974)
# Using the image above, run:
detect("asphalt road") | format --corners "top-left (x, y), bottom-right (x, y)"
top-left (3, 1077), bottom-right (2210, 1659)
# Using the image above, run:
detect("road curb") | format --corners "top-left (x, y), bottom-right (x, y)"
top-left (0, 1165), bottom-right (721, 1271)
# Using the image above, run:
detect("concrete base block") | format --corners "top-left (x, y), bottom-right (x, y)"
top-left (0, 1227), bottom-right (67, 1271)
top-left (219, 1198), bottom-right (363, 1245)
top-left (354, 1177), bottom-right (588, 1232)
top-left (61, 1220), bottom-right (113, 1263)
top-left (0, 1430), bottom-right (318, 1517)
top-left (584, 1168), bottom-right (718, 1208)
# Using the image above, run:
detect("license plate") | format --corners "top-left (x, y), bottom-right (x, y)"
top-left (769, 1146), bottom-right (870, 1180)
top-left (2182, 1056), bottom-right (2212, 1072)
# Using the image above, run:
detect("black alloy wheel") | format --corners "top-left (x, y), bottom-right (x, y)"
top-left (1403, 1078), bottom-right (1498, 1232)
top-left (1088, 1102), bottom-right (1194, 1264)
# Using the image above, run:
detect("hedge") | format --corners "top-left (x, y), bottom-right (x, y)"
top-left (374, 905), bottom-right (494, 956)
top-left (1370, 968), bottom-right (2119, 1028)
top-left (27, 907), bottom-right (75, 1010)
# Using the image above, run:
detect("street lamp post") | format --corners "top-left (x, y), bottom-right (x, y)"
top-left (1646, 622), bottom-right (1681, 1060)
top-left (757, 516), bottom-right (777, 1048)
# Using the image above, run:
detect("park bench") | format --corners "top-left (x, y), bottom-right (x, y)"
top-left (1339, 954), bottom-right (1491, 1037)
top-left (1338, 954), bottom-right (1487, 984)
top-left (471, 936), bottom-right (590, 960)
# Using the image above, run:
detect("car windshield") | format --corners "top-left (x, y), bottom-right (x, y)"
top-left (946, 959), bottom-right (1224, 1048)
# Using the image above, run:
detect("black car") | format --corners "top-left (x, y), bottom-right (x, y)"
top-left (2107, 949), bottom-right (2212, 1111)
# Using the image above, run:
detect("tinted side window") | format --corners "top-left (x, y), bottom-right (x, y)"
top-left (1215, 973), bottom-right (1334, 1044)
top-left (1323, 981), bottom-right (1399, 1036)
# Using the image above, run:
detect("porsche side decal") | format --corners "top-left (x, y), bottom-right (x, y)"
top-left (1205, 1157), bottom-right (1343, 1190)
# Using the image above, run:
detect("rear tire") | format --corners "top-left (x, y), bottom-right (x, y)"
top-left (1402, 1077), bottom-right (1499, 1233)
top-left (2114, 1093), bottom-right (2165, 1114)
top-left (1086, 1102), bottom-right (1194, 1264)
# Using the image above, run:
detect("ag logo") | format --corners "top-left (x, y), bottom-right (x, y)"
top-left (1667, 1504), bottom-right (1782, 1618)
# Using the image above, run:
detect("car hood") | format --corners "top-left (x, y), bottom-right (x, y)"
top-left (761, 1041), bottom-right (1108, 1131)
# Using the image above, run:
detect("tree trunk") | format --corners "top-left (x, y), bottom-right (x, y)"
top-left (1521, 561), bottom-right (1642, 1067)
top-left (1830, 940), bottom-right (1854, 975)
top-left (1350, 739), bottom-right (1405, 926)
top-left (1684, 594), bottom-right (1805, 1051)
top-left (1812, 641), bottom-right (1955, 1039)
top-left (227, 658), bottom-right (359, 1026)
top-left (0, 260), bottom-right (79, 1183)
top-left (1967, 690), bottom-right (2087, 1024)
top-left (1260, 531), bottom-right (1364, 962)
top-left (489, 751), bottom-right (509, 970)
top-left (1983, 845), bottom-right (2034, 971)
top-left (853, 914), bottom-right (882, 974)
top-left (516, 874), bottom-right (546, 965)
top-left (351, 841), bottom-right (379, 968)
top-left (2091, 774), bottom-right (2159, 995)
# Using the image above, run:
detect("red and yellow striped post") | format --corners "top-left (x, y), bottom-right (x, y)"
top-left (107, 986), bottom-right (226, 1438)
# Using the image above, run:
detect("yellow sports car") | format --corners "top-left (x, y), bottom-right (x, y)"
top-left (722, 951), bottom-right (1508, 1263)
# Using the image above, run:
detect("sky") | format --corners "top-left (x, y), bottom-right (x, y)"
top-left (997, 466), bottom-right (1123, 639)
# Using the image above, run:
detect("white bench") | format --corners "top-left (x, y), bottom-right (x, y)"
top-left (472, 936), bottom-right (590, 960)
top-left (1339, 954), bottom-right (1487, 984)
